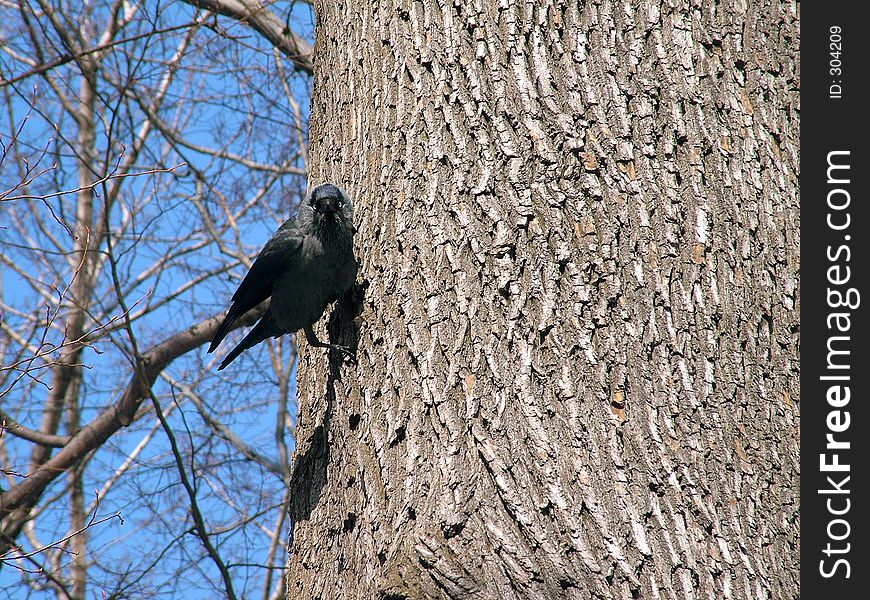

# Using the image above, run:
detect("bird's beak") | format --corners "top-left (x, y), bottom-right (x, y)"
top-left (319, 196), bottom-right (339, 214)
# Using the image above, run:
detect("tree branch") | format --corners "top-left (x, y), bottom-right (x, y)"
top-left (161, 373), bottom-right (287, 477)
top-left (0, 23), bottom-right (199, 88)
top-left (150, 389), bottom-right (239, 600)
top-left (180, 0), bottom-right (313, 74)
top-left (0, 412), bottom-right (70, 448)
top-left (0, 304), bottom-right (267, 539)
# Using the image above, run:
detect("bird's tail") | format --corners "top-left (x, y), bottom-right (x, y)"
top-left (217, 313), bottom-right (281, 370)
top-left (209, 303), bottom-right (247, 354)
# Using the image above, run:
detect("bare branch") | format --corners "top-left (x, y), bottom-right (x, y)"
top-left (1, 0), bottom-right (314, 593)
top-left (150, 388), bottom-right (239, 600)
top-left (0, 414), bottom-right (71, 448)
top-left (2, 163), bottom-right (185, 203)
top-left (162, 372), bottom-right (286, 477)
top-left (0, 23), bottom-right (200, 88)
top-left (180, 0), bottom-right (313, 73)
top-left (1, 500), bottom-right (122, 563)
top-left (0, 304), bottom-right (267, 539)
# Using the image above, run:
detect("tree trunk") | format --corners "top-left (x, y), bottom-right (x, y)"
top-left (289, 1), bottom-right (799, 598)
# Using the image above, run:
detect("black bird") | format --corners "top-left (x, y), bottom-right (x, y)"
top-left (208, 183), bottom-right (356, 370)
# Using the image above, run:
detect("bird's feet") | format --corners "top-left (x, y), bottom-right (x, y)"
top-left (303, 326), bottom-right (356, 364)
top-left (330, 343), bottom-right (357, 364)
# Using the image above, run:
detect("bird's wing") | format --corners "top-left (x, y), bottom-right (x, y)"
top-left (232, 221), bottom-right (303, 303)
top-left (209, 219), bottom-right (304, 352)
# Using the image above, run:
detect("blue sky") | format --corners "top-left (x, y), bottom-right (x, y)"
top-left (1, 1), bottom-right (319, 597)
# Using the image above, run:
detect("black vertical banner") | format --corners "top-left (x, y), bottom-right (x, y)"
top-left (802, 4), bottom-right (869, 597)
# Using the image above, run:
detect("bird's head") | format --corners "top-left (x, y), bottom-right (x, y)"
top-left (309, 183), bottom-right (350, 217)
top-left (301, 182), bottom-right (354, 237)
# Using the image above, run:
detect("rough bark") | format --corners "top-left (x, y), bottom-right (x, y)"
top-left (289, 1), bottom-right (799, 598)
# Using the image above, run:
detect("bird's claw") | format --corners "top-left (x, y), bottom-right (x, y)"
top-left (332, 344), bottom-right (357, 364)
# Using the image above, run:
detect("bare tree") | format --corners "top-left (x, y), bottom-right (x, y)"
top-left (288, 0), bottom-right (799, 598)
top-left (1, 1), bottom-right (314, 598)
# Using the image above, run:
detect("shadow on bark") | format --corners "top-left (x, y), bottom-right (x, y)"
top-left (287, 281), bottom-right (367, 541)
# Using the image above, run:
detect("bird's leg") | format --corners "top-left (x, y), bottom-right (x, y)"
top-left (302, 325), bottom-right (356, 363)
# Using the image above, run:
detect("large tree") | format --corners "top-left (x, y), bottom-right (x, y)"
top-left (289, 0), bottom-right (799, 598)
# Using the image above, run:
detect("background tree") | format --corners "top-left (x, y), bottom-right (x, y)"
top-left (1, 1), bottom-right (315, 598)
top-left (288, 0), bottom-right (799, 598)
